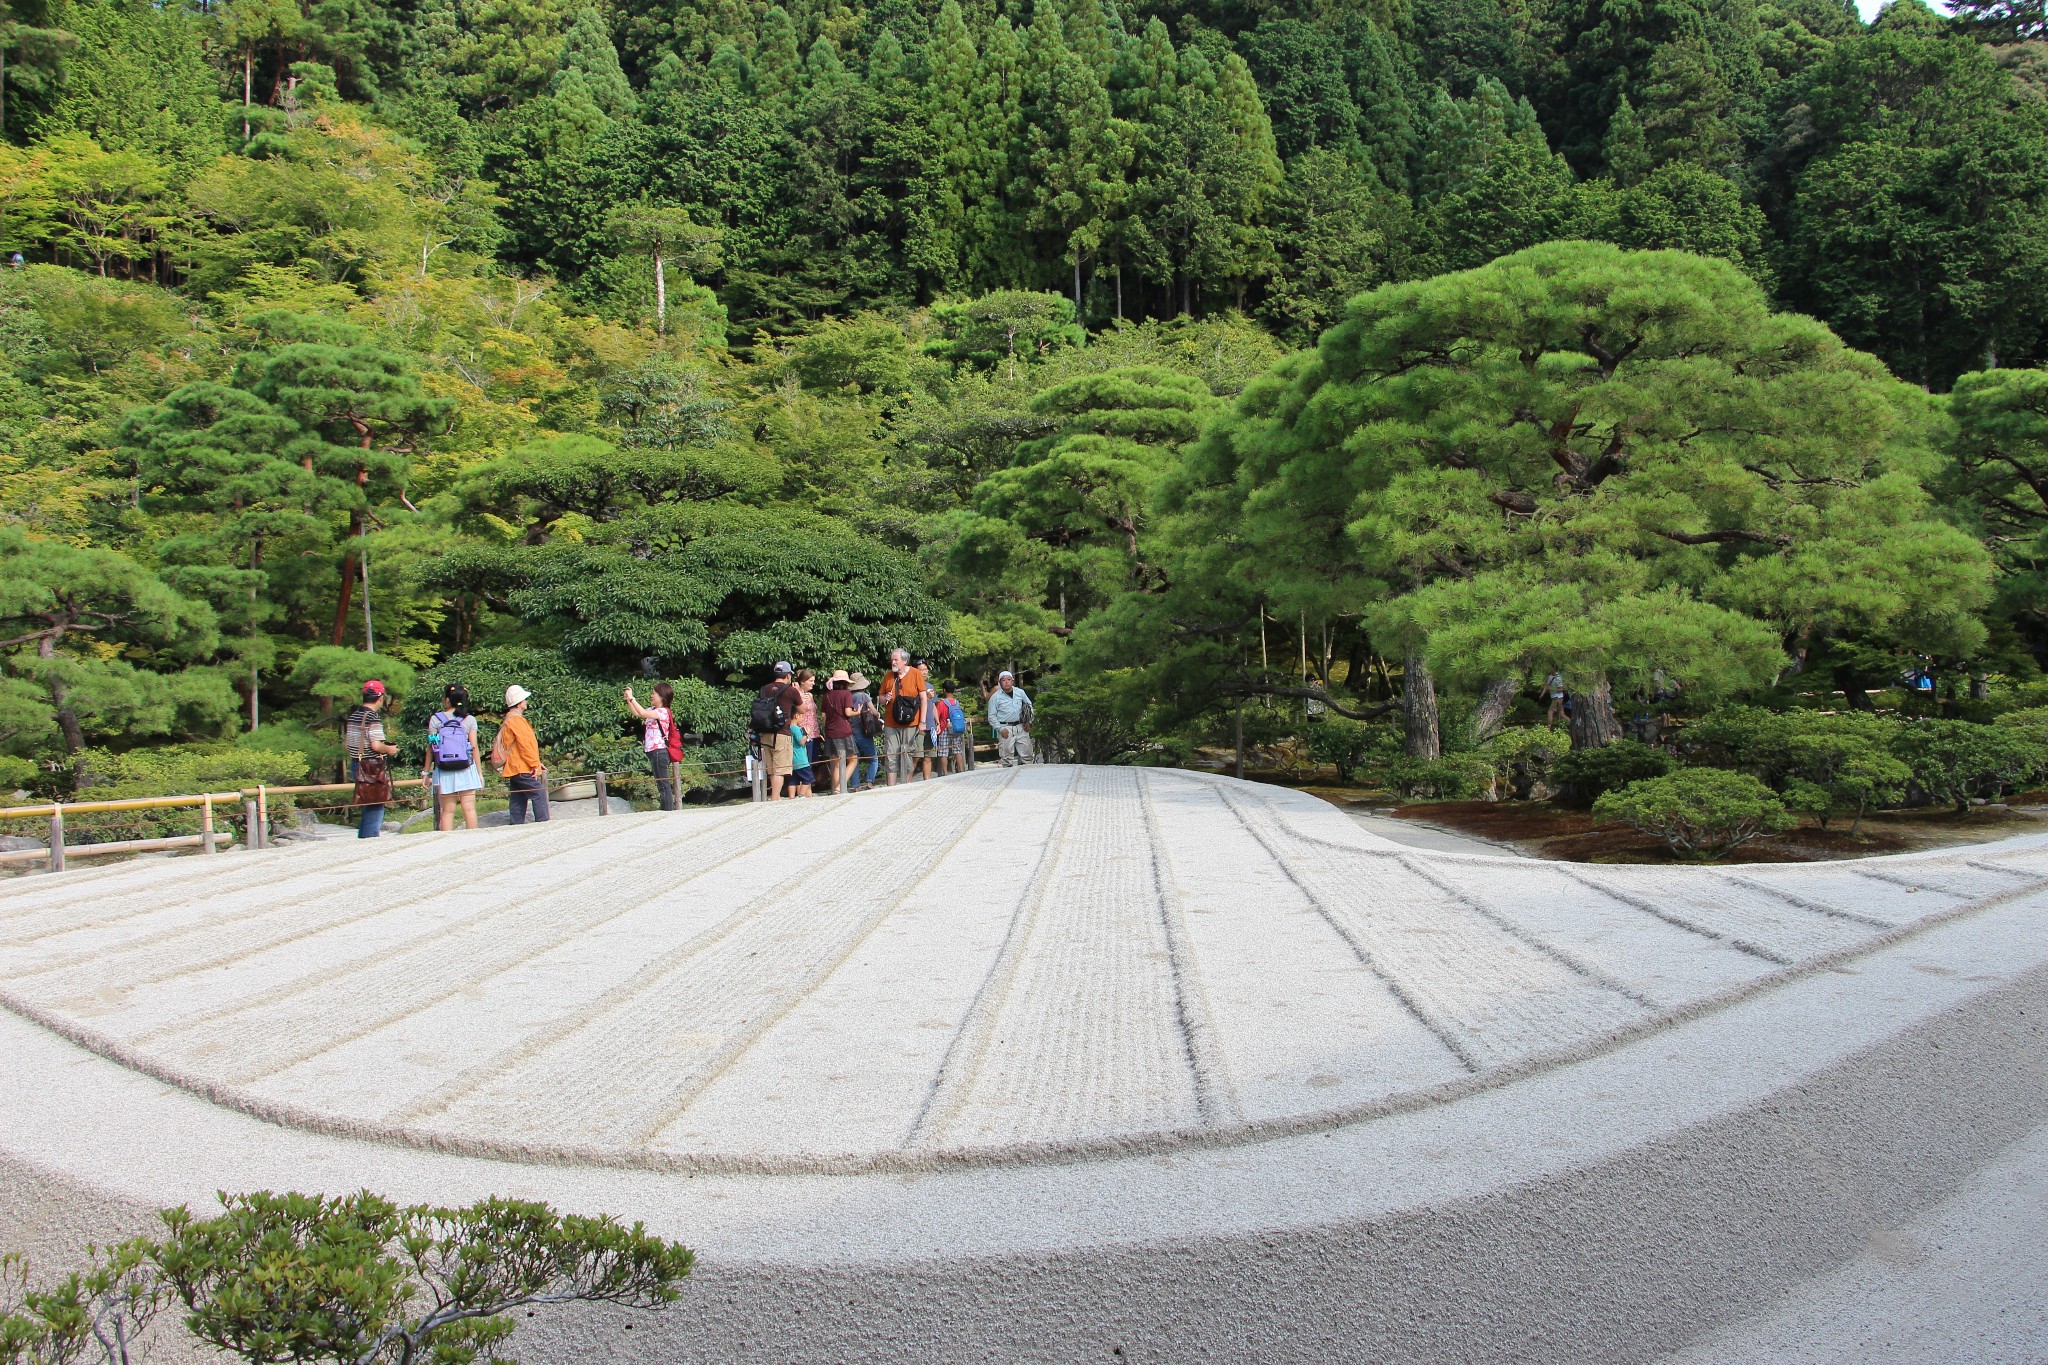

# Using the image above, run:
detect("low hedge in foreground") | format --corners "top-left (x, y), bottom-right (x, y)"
top-left (0, 1190), bottom-right (694, 1365)
top-left (1593, 769), bottom-right (1795, 857)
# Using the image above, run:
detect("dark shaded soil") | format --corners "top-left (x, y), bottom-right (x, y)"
top-left (1387, 797), bottom-right (2048, 864)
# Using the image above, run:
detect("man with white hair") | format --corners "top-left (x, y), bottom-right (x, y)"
top-left (985, 670), bottom-right (1034, 766)
top-left (877, 648), bottom-right (928, 786)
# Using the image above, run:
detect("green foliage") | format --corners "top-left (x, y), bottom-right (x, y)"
top-left (1303, 714), bottom-right (1384, 782)
top-left (1593, 768), bottom-right (1796, 855)
top-left (1890, 717), bottom-right (2048, 810)
top-left (143, 1189), bottom-right (691, 1365)
top-left (1480, 724), bottom-right (1571, 799)
top-left (1032, 665), bottom-right (1140, 763)
top-left (287, 646), bottom-right (417, 705)
top-left (1552, 738), bottom-right (1673, 802)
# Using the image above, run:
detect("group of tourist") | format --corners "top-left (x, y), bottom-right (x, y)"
top-left (339, 652), bottom-right (1037, 836)
top-left (744, 648), bottom-right (1035, 801)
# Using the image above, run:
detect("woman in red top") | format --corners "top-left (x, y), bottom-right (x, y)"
top-left (821, 669), bottom-right (859, 794)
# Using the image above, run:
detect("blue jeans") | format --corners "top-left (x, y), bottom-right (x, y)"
top-left (507, 773), bottom-right (549, 824)
top-left (853, 732), bottom-right (878, 787)
top-left (351, 759), bottom-right (384, 839)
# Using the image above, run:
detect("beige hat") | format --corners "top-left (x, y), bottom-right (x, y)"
top-left (505, 684), bottom-right (531, 707)
top-left (828, 669), bottom-right (851, 686)
top-left (847, 671), bottom-right (871, 691)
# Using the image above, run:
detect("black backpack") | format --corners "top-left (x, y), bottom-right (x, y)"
top-left (859, 698), bottom-right (883, 739)
top-left (749, 686), bottom-right (789, 735)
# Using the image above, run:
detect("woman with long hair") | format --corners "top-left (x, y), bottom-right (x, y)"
top-left (424, 682), bottom-right (483, 831)
top-left (344, 680), bottom-right (400, 838)
top-left (625, 680), bottom-right (680, 810)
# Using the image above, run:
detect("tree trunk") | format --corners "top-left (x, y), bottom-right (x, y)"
top-left (330, 463), bottom-right (369, 646)
top-left (1470, 674), bottom-right (1518, 743)
top-left (1832, 663), bottom-right (1877, 712)
top-left (1234, 700), bottom-right (1245, 779)
top-left (1072, 257), bottom-right (1082, 310)
top-left (242, 49), bottom-right (252, 140)
top-left (1567, 676), bottom-right (1621, 749)
top-left (1115, 264), bottom-right (1123, 320)
top-left (654, 248), bottom-right (667, 333)
top-left (1402, 650), bottom-right (1440, 760)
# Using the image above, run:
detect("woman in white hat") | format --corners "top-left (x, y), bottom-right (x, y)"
top-left (821, 668), bottom-right (859, 793)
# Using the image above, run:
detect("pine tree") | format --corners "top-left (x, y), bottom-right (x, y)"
top-left (1603, 91), bottom-right (1650, 185)
top-left (554, 8), bottom-right (635, 118)
top-left (753, 5), bottom-right (803, 117)
top-left (1065, 0), bottom-right (1115, 79)
top-left (910, 0), bottom-right (981, 288)
top-left (1638, 33), bottom-right (1738, 171)
top-left (971, 15), bottom-right (1027, 285)
top-left (1022, 0), bottom-right (1132, 309)
top-left (1112, 14), bottom-right (1175, 122)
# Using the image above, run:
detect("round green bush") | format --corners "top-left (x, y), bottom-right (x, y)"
top-left (1592, 768), bottom-right (1795, 856)
top-left (1551, 738), bottom-right (1672, 804)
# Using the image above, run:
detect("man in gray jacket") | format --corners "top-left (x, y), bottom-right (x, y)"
top-left (986, 671), bottom-right (1035, 766)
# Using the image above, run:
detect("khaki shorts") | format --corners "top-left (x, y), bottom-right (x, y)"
top-left (761, 732), bottom-right (793, 776)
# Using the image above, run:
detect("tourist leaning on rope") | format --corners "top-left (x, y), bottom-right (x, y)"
top-left (344, 680), bottom-right (400, 839)
top-left (877, 648), bottom-right (928, 786)
top-left (987, 671), bottom-right (1034, 766)
top-left (494, 684), bottom-right (549, 824)
top-left (624, 681), bottom-right (683, 811)
top-left (426, 683), bottom-right (483, 831)
top-left (847, 671), bottom-right (880, 791)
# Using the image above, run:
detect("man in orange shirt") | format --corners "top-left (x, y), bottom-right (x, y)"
top-left (497, 684), bottom-right (549, 823)
top-left (877, 647), bottom-right (928, 787)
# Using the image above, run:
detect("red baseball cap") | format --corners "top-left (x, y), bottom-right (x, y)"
top-left (363, 679), bottom-right (387, 697)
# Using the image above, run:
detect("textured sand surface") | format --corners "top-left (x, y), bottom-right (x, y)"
top-left (1, 764), bottom-right (2044, 1176)
top-left (5, 765), bottom-right (2048, 1363)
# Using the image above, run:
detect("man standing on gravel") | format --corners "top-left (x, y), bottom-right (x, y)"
top-left (877, 648), bottom-right (928, 786)
top-left (986, 670), bottom-right (1034, 766)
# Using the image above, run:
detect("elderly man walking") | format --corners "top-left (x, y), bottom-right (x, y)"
top-left (987, 670), bottom-right (1034, 766)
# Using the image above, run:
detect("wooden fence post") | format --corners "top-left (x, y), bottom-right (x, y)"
top-left (256, 786), bottom-right (268, 848)
top-left (244, 798), bottom-right (260, 851)
top-left (201, 795), bottom-right (216, 853)
top-left (47, 805), bottom-right (63, 873)
top-left (595, 771), bottom-right (610, 816)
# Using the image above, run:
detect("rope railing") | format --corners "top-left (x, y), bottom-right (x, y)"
top-left (3, 717), bottom-right (1022, 875)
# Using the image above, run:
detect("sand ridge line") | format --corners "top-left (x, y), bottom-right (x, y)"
top-left (904, 766), bottom-right (1083, 1150)
top-left (384, 777), bottom-right (966, 1131)
top-left (1207, 779), bottom-right (1483, 1073)
top-left (1137, 768), bottom-right (1242, 1129)
top-left (625, 766), bottom-right (1030, 1150)
top-left (2, 816), bottom-right (637, 979)
top-left (1393, 852), bottom-right (1660, 1011)
top-left (931, 766), bottom-right (1200, 1147)
top-left (12, 819), bottom-right (675, 1008)
top-left (130, 802), bottom-right (819, 1076)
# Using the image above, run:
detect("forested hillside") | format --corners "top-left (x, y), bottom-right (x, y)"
top-left (1, 0), bottom-right (2045, 800)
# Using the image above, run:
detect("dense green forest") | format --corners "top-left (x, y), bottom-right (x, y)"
top-left (1, 0), bottom-right (2046, 813)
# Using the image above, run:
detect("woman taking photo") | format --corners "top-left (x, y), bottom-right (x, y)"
top-left (424, 683), bottom-right (483, 831)
top-left (344, 680), bottom-right (400, 838)
top-left (625, 681), bottom-right (680, 810)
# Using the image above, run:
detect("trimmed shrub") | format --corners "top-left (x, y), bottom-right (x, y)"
top-left (1890, 719), bottom-right (2048, 812)
top-left (1594, 769), bottom-right (1794, 856)
top-left (1551, 738), bottom-right (1671, 804)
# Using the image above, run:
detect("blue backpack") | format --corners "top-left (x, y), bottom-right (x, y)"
top-left (432, 712), bottom-right (474, 770)
top-left (945, 698), bottom-right (966, 733)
